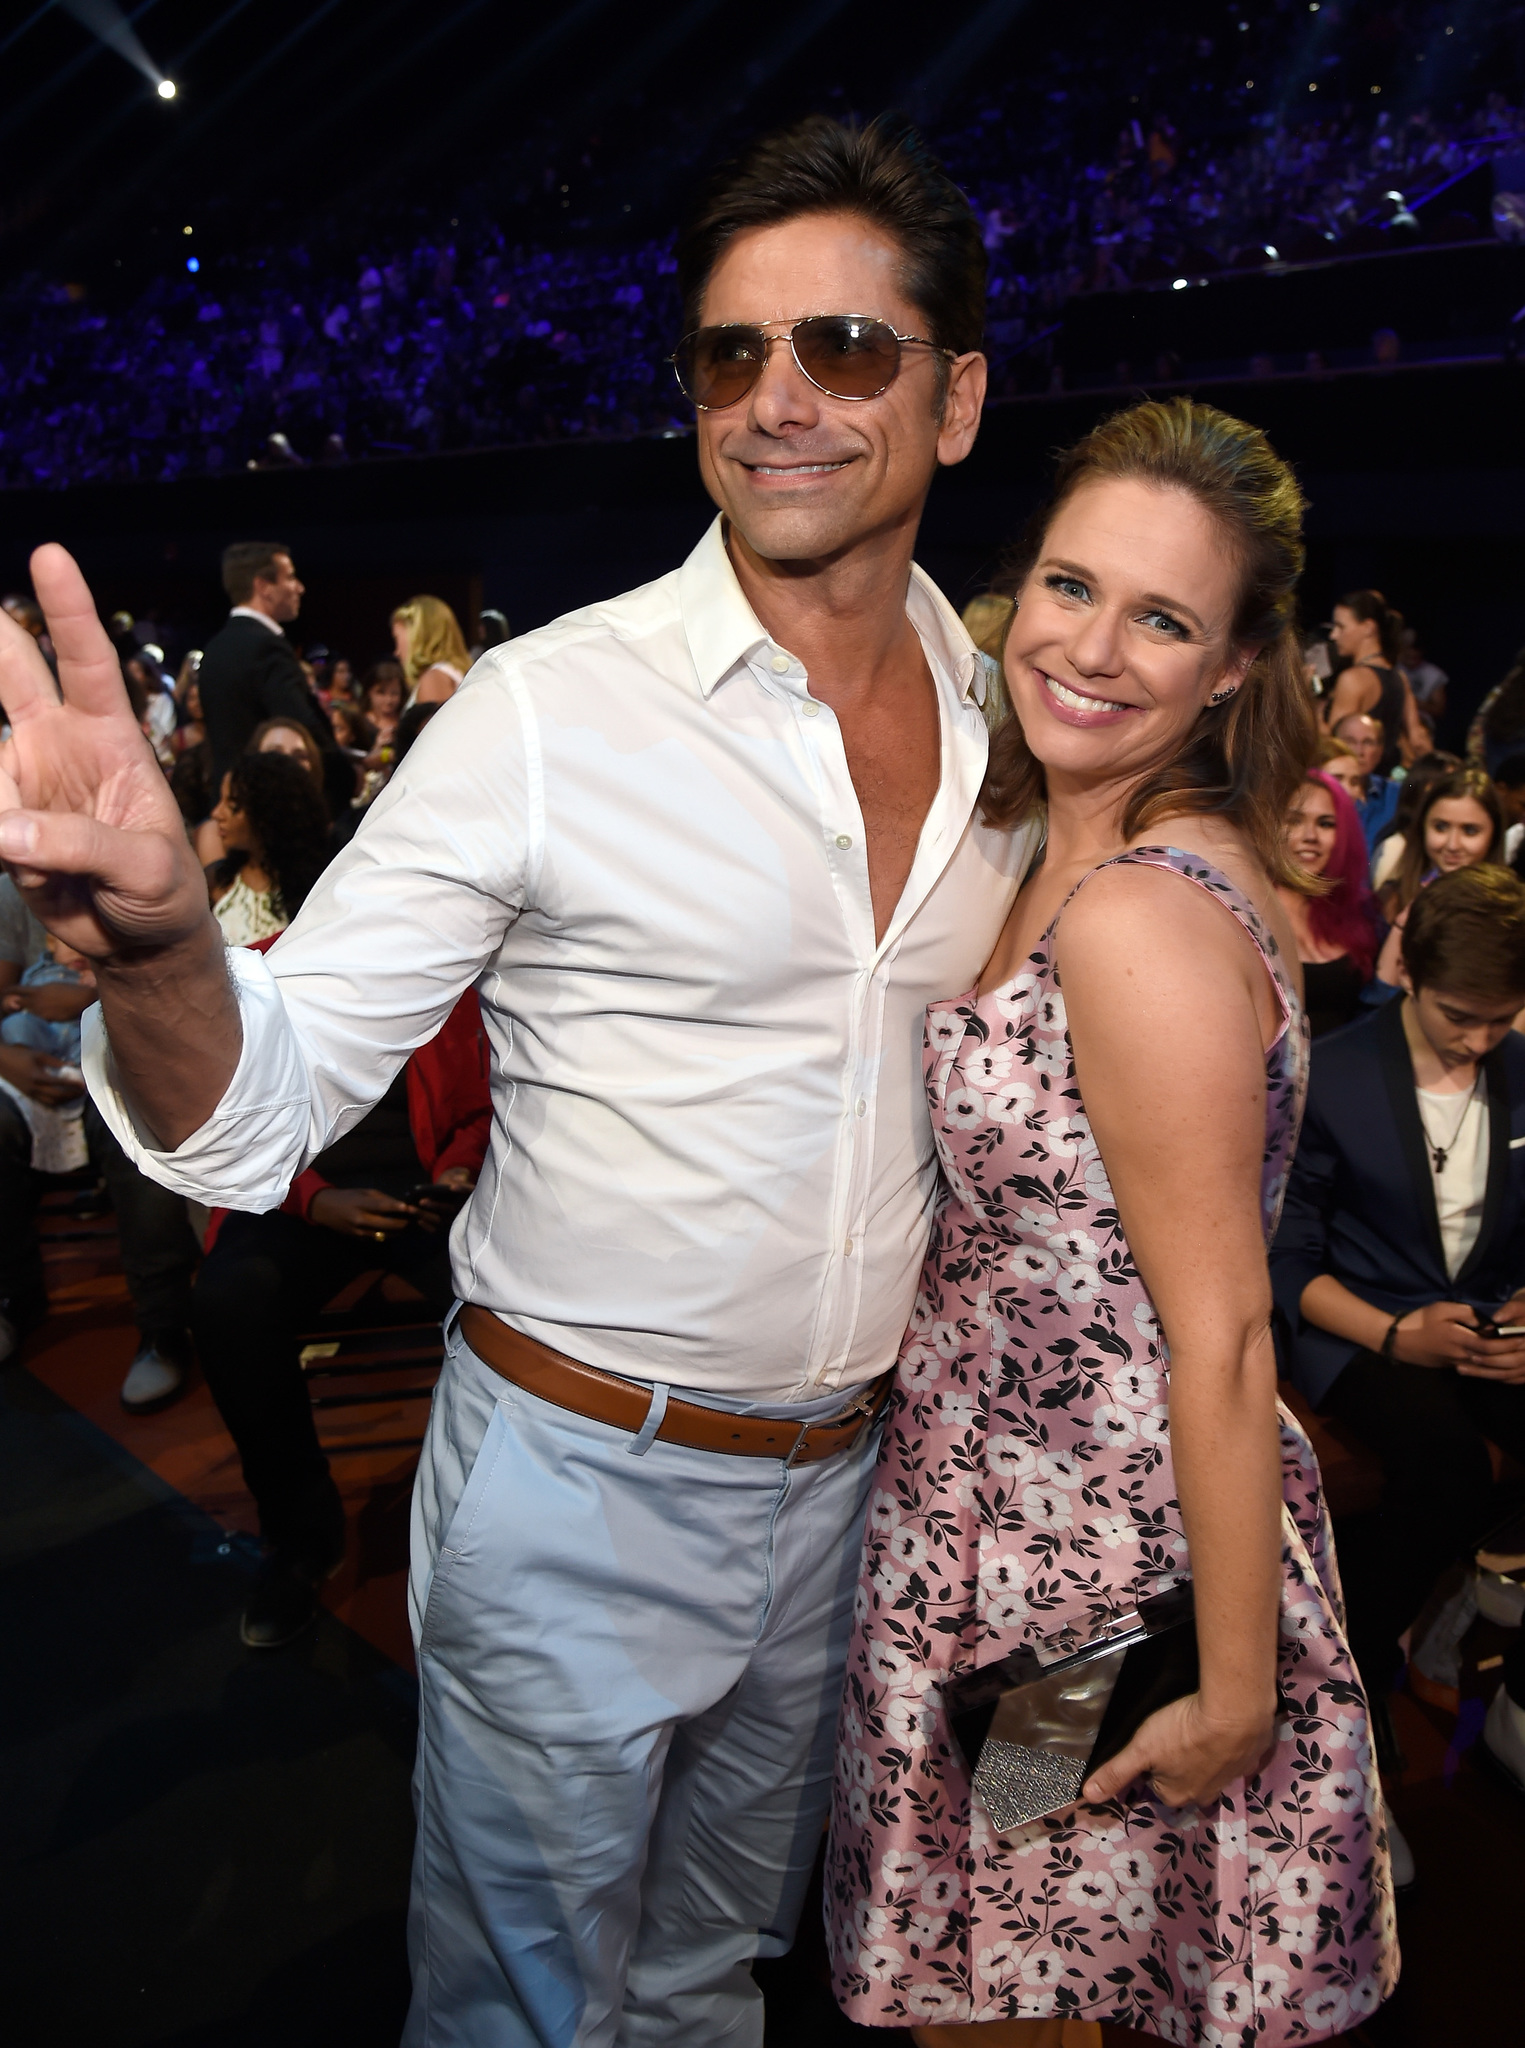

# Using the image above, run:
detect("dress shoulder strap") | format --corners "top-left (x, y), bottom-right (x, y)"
top-left (1102, 844), bottom-right (1300, 1033)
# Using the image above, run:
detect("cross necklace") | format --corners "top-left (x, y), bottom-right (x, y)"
top-left (1417, 1075), bottom-right (1479, 1176)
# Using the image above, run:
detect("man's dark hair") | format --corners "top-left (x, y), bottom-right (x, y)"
top-left (675, 112), bottom-right (986, 375)
top-left (1494, 752), bottom-right (1525, 792)
top-left (1402, 864), bottom-right (1525, 999)
top-left (221, 542), bottom-right (292, 607)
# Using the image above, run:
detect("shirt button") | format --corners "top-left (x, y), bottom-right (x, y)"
top-left (855, 1097), bottom-right (867, 1117)
top-left (802, 700), bottom-right (820, 717)
top-left (835, 833), bottom-right (852, 849)
top-left (843, 1238), bottom-right (855, 1256)
top-left (770, 653), bottom-right (791, 673)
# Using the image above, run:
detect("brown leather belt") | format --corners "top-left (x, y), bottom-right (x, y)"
top-left (459, 1306), bottom-right (890, 1464)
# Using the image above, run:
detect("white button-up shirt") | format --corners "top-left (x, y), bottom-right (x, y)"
top-left (86, 518), bottom-right (1039, 1400)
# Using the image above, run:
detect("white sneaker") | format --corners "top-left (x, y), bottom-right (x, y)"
top-left (1483, 1684), bottom-right (1525, 1795)
top-left (120, 1343), bottom-right (185, 1413)
top-left (1382, 1797), bottom-right (1416, 1890)
top-left (1475, 1566), bottom-right (1525, 1629)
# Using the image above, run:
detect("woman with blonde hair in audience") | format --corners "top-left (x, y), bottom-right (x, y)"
top-left (391, 593), bottom-right (471, 708)
top-left (1374, 763), bottom-right (1506, 985)
top-left (1277, 768), bottom-right (1380, 1037)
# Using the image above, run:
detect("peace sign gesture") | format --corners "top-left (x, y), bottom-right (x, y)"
top-left (0, 544), bottom-right (239, 1149)
top-left (0, 543), bottom-right (210, 958)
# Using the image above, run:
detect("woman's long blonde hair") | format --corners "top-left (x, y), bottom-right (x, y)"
top-left (391, 594), bottom-right (471, 686)
top-left (981, 397), bottom-right (1316, 886)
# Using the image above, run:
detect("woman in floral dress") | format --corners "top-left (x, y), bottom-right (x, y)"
top-left (827, 399), bottom-right (1398, 2046)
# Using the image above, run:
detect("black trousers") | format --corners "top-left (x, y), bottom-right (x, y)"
top-left (192, 1206), bottom-right (453, 1554)
top-left (0, 1096), bottom-right (199, 1339)
top-left (82, 1101), bottom-right (199, 1341)
top-left (1322, 1346), bottom-right (1525, 1702)
top-left (0, 1092), bottom-right (46, 1318)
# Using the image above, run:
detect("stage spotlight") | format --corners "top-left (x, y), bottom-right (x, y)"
top-left (186, 256), bottom-right (199, 273)
top-left (1172, 277), bottom-right (1188, 291)
top-left (158, 78), bottom-right (176, 98)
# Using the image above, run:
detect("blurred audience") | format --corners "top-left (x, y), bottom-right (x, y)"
top-left (392, 594), bottom-right (472, 708)
top-left (1278, 768), bottom-right (1380, 1038)
top-left (207, 751), bottom-right (332, 946)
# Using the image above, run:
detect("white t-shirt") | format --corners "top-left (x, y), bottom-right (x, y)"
top-left (1416, 1075), bottom-right (1488, 1278)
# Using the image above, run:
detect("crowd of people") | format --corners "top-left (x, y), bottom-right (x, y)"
top-left (1, 13), bottom-right (1522, 487)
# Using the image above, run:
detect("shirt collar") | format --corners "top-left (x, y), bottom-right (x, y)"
top-left (677, 514), bottom-right (982, 705)
top-left (229, 605), bottom-right (285, 636)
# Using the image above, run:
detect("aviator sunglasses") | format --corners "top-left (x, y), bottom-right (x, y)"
top-left (668, 314), bottom-right (957, 411)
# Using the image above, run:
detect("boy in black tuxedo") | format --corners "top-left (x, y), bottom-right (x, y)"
top-left (1273, 865), bottom-right (1525, 1797)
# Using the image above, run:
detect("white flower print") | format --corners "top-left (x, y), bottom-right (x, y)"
top-left (898, 1346), bottom-right (942, 1392)
top-left (1210, 1816), bottom-right (1246, 1860)
top-left (1030, 1038), bottom-right (1069, 1079)
top-left (825, 850), bottom-right (1392, 2038)
top-left (1057, 1262), bottom-right (1103, 1303)
top-left (869, 1556), bottom-right (908, 1600)
top-left (867, 1491), bottom-right (901, 1536)
top-left (1022, 1482), bottom-right (1075, 1530)
top-left (856, 1901), bottom-right (889, 1942)
top-left (1044, 1114), bottom-right (1096, 1159)
top-left (987, 1080), bottom-right (1038, 1124)
top-left (885, 1525), bottom-right (929, 1572)
top-left (858, 1942), bottom-right (902, 1982)
top-left (1046, 1227), bottom-right (1101, 1262)
top-left (1281, 1597), bottom-right (1325, 1642)
top-left (1091, 1403), bottom-right (1139, 1448)
top-left (1037, 1447), bottom-right (1088, 1490)
top-left (965, 1041), bottom-right (1014, 1086)
top-left (906, 1984), bottom-right (959, 2022)
top-left (1319, 1768), bottom-right (1367, 1814)
top-left (1275, 1864), bottom-right (1325, 1909)
top-left (926, 1012), bottom-right (966, 1054)
top-left (1139, 1402), bottom-right (1171, 1444)
top-left (1117, 1888), bottom-right (1158, 1931)
top-left (1066, 1868), bottom-right (1116, 1908)
top-left (987, 1433), bottom-right (1037, 1479)
top-left (945, 1086), bottom-right (986, 1128)
top-left (1252, 1961), bottom-right (1290, 2006)
top-left (994, 972), bottom-right (1039, 1021)
top-left (1111, 1360), bottom-right (1160, 1409)
top-left (883, 1693), bottom-right (936, 1748)
top-left (1303, 1985), bottom-right (1351, 2034)
top-left (880, 1849), bottom-right (928, 1889)
top-left (1205, 1973), bottom-right (1254, 2025)
top-left (1176, 1944), bottom-right (1211, 1990)
top-left (975, 1939), bottom-right (1018, 1985)
top-left (1110, 1846), bottom-right (1156, 1887)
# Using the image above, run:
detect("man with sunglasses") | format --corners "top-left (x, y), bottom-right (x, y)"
top-left (0, 115), bottom-right (1039, 2046)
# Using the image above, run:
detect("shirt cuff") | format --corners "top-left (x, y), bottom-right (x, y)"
top-left (81, 943), bottom-right (314, 1210)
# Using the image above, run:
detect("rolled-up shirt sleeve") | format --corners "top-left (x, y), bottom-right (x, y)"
top-left (83, 661), bottom-right (535, 1210)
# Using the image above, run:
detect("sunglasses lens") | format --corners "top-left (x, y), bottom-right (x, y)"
top-left (677, 326), bottom-right (768, 408)
top-left (793, 316), bottom-right (899, 398)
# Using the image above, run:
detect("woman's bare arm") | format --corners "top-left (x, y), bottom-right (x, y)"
top-left (1055, 862), bottom-right (1283, 1808)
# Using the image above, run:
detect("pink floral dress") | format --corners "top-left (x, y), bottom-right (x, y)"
top-left (826, 848), bottom-right (1398, 2044)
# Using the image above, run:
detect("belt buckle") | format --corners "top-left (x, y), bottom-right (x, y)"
top-left (783, 1377), bottom-right (881, 1467)
top-left (782, 1419), bottom-right (814, 1468)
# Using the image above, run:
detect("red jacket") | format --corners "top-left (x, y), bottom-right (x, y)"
top-left (206, 935), bottom-right (492, 1240)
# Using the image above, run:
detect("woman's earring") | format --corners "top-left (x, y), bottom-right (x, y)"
top-left (1209, 687), bottom-right (1238, 705)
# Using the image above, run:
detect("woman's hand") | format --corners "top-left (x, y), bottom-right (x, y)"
top-left (1082, 1690), bottom-right (1276, 1811)
top-left (0, 1043), bottom-right (87, 1107)
top-left (308, 1187), bottom-right (418, 1239)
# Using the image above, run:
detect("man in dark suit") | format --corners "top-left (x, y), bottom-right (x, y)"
top-left (1272, 865), bottom-right (1525, 1796)
top-left (198, 543), bottom-right (338, 793)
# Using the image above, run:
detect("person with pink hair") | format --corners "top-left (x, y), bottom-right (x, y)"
top-left (1276, 766), bottom-right (1381, 1036)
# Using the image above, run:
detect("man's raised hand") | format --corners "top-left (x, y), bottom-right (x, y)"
top-left (0, 544), bottom-right (211, 960)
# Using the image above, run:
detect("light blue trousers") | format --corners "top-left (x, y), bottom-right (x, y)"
top-left (402, 1317), bottom-right (881, 2047)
